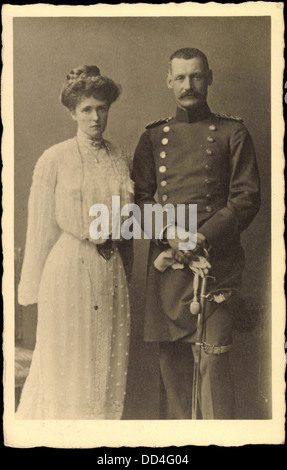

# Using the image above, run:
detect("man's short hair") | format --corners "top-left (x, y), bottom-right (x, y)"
top-left (169, 48), bottom-right (209, 71)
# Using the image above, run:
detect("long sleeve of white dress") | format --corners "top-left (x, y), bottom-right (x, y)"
top-left (18, 149), bottom-right (61, 306)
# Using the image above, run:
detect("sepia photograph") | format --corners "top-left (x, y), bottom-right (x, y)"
top-left (2, 2), bottom-right (285, 448)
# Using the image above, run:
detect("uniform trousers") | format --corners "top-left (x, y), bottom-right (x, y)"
top-left (159, 303), bottom-right (235, 419)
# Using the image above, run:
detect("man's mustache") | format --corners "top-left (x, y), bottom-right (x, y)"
top-left (180, 91), bottom-right (201, 98)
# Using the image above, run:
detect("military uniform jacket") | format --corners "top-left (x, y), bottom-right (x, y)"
top-left (132, 104), bottom-right (261, 342)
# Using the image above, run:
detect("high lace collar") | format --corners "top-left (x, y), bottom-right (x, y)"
top-left (77, 128), bottom-right (104, 149)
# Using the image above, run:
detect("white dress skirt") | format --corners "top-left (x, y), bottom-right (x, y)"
top-left (16, 131), bottom-right (134, 419)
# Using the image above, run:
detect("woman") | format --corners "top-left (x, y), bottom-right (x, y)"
top-left (17, 65), bottom-right (134, 419)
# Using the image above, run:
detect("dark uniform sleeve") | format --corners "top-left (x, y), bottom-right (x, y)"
top-left (132, 130), bottom-right (157, 206)
top-left (198, 125), bottom-right (261, 251)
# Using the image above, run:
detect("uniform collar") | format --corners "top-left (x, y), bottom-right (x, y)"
top-left (175, 102), bottom-right (211, 123)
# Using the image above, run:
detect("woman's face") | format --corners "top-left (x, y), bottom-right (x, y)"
top-left (71, 96), bottom-right (109, 139)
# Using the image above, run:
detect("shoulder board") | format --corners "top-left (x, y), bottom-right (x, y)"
top-left (213, 112), bottom-right (243, 123)
top-left (145, 116), bottom-right (173, 129)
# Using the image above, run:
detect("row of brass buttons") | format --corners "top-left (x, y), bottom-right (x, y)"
top-left (204, 126), bottom-right (217, 212)
top-left (158, 124), bottom-right (218, 208)
top-left (159, 126), bottom-right (171, 201)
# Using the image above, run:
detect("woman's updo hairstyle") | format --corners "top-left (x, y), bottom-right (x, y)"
top-left (61, 65), bottom-right (121, 110)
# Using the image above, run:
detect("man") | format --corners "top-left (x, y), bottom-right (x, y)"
top-left (132, 48), bottom-right (260, 419)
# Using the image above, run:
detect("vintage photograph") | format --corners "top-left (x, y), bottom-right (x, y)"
top-left (2, 3), bottom-right (285, 447)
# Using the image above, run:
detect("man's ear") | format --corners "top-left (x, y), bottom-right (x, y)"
top-left (207, 69), bottom-right (213, 86)
top-left (166, 73), bottom-right (173, 90)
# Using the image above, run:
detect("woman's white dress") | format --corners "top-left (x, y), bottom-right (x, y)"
top-left (17, 130), bottom-right (134, 419)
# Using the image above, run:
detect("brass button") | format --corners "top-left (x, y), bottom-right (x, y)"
top-left (160, 151), bottom-right (166, 159)
top-left (209, 124), bottom-right (217, 131)
top-left (205, 205), bottom-right (213, 213)
top-left (205, 164), bottom-right (211, 171)
top-left (162, 195), bottom-right (168, 202)
top-left (206, 193), bottom-right (211, 200)
top-left (161, 180), bottom-right (167, 187)
top-left (205, 178), bottom-right (211, 185)
top-left (161, 138), bottom-right (168, 145)
top-left (207, 136), bottom-right (215, 143)
top-left (206, 149), bottom-right (213, 155)
top-left (159, 165), bottom-right (167, 173)
top-left (163, 126), bottom-right (170, 133)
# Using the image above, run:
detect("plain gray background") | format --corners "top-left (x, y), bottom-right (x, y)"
top-left (14, 16), bottom-right (271, 419)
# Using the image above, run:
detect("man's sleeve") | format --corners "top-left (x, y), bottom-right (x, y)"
top-left (198, 124), bottom-right (261, 252)
top-left (132, 130), bottom-right (157, 207)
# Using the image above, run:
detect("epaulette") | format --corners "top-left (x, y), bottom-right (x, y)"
top-left (213, 112), bottom-right (244, 123)
top-left (145, 116), bottom-right (173, 129)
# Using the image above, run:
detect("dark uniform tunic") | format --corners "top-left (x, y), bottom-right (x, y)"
top-left (132, 103), bottom-right (261, 343)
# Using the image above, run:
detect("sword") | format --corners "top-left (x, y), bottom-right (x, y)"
top-left (190, 268), bottom-right (214, 420)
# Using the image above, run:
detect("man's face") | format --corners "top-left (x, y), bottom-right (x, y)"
top-left (167, 57), bottom-right (213, 110)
